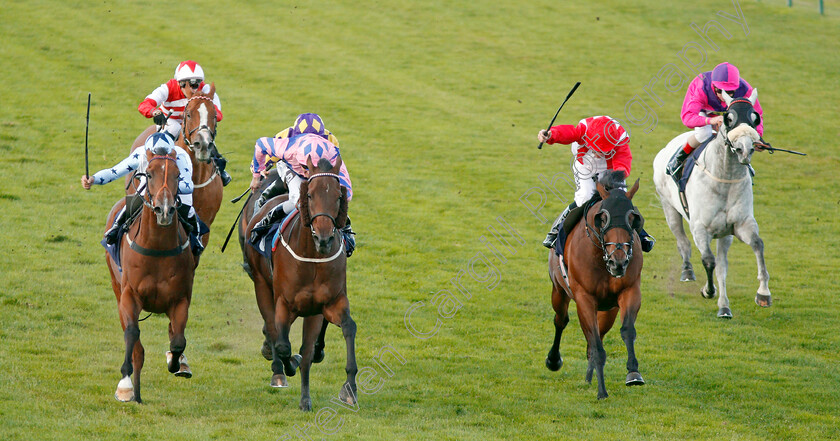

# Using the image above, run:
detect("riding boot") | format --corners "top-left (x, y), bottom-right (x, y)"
top-left (543, 202), bottom-right (576, 249)
top-left (211, 150), bottom-right (231, 186)
top-left (257, 179), bottom-right (286, 209)
top-left (250, 205), bottom-right (287, 243)
top-left (341, 217), bottom-right (356, 257)
top-left (104, 206), bottom-right (128, 245)
top-left (666, 143), bottom-right (692, 180)
top-left (639, 228), bottom-right (655, 253)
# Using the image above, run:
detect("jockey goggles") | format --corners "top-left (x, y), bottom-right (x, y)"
top-left (179, 79), bottom-right (201, 89)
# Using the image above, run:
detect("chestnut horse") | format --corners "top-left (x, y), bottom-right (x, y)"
top-left (546, 175), bottom-right (645, 399)
top-left (129, 84), bottom-right (222, 247)
top-left (243, 156), bottom-right (356, 411)
top-left (105, 146), bottom-right (195, 403)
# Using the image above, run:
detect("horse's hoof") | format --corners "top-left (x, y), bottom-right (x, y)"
top-left (717, 307), bottom-right (733, 319)
top-left (545, 356), bottom-right (563, 372)
top-left (680, 269), bottom-right (696, 282)
top-left (755, 294), bottom-right (772, 307)
top-left (261, 340), bottom-right (273, 361)
top-left (300, 398), bottom-right (312, 412)
top-left (115, 376), bottom-right (135, 402)
top-left (270, 373), bottom-right (288, 388)
top-left (167, 353), bottom-right (192, 378)
top-left (313, 347), bottom-right (325, 364)
top-left (597, 392), bottom-right (609, 400)
top-left (339, 383), bottom-right (358, 405)
top-left (701, 287), bottom-right (715, 299)
top-left (625, 372), bottom-right (645, 386)
top-left (284, 354), bottom-right (302, 377)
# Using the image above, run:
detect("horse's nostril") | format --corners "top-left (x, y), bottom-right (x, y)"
top-left (154, 207), bottom-right (162, 214)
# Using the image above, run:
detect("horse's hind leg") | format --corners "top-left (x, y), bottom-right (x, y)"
top-left (311, 317), bottom-right (328, 364)
top-left (735, 220), bottom-right (772, 307)
top-left (298, 315), bottom-right (323, 412)
top-left (166, 298), bottom-right (191, 377)
top-left (715, 235), bottom-right (734, 318)
top-left (662, 203), bottom-right (695, 281)
top-left (619, 288), bottom-right (645, 386)
top-left (324, 296), bottom-right (358, 406)
top-left (116, 291), bottom-right (141, 402)
top-left (546, 282), bottom-right (570, 372)
top-left (692, 229), bottom-right (716, 300)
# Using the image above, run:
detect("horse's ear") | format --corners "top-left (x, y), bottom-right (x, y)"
top-left (207, 82), bottom-right (216, 99)
top-left (596, 181), bottom-right (610, 200)
top-left (748, 87), bottom-right (758, 106)
top-left (306, 156), bottom-right (315, 177)
top-left (722, 89), bottom-right (734, 106)
top-left (336, 186), bottom-right (349, 228)
top-left (626, 179), bottom-right (640, 199)
top-left (332, 155), bottom-right (343, 174)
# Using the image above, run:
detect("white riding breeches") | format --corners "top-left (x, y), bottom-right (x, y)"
top-left (162, 120), bottom-right (182, 140)
top-left (694, 124), bottom-right (714, 143)
top-left (276, 162), bottom-right (303, 214)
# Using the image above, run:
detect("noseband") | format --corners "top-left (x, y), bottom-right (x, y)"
top-left (182, 96), bottom-right (217, 153)
top-left (305, 172), bottom-right (343, 238)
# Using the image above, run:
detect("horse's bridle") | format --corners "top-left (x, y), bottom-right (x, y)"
top-left (304, 172), bottom-right (343, 239)
top-left (585, 196), bottom-right (639, 266)
top-left (182, 96), bottom-right (217, 154)
top-left (720, 98), bottom-right (759, 154)
top-left (136, 154), bottom-right (178, 210)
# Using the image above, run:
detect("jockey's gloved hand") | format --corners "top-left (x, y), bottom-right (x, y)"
top-left (153, 112), bottom-right (166, 126)
top-left (538, 129), bottom-right (552, 143)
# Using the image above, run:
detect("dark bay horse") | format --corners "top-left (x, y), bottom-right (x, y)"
top-left (105, 147), bottom-right (195, 403)
top-left (243, 156), bottom-right (356, 411)
top-left (546, 174), bottom-right (645, 399)
top-left (129, 84), bottom-right (222, 248)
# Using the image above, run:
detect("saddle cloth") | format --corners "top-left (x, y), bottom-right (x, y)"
top-left (248, 208), bottom-right (299, 259)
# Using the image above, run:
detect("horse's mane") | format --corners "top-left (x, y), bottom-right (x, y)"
top-left (599, 170), bottom-right (627, 191)
top-left (299, 157), bottom-right (348, 228)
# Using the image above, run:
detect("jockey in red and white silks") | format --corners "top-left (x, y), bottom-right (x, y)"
top-left (542, 115), bottom-right (631, 206)
top-left (137, 61), bottom-right (223, 140)
top-left (537, 115), bottom-right (653, 252)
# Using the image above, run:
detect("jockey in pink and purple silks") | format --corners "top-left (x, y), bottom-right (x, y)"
top-left (666, 62), bottom-right (765, 178)
top-left (248, 113), bottom-right (356, 256)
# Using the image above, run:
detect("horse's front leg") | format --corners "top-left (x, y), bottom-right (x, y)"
top-left (273, 302), bottom-right (300, 378)
top-left (576, 296), bottom-right (608, 399)
top-left (735, 219), bottom-right (772, 307)
top-left (662, 202), bottom-right (695, 281)
top-left (166, 297), bottom-right (192, 377)
top-left (324, 295), bottom-right (357, 406)
top-left (619, 287), bottom-right (645, 386)
top-left (298, 315), bottom-right (324, 411)
top-left (546, 281), bottom-right (570, 372)
top-left (692, 228), bottom-right (716, 300)
top-left (116, 290), bottom-right (141, 402)
top-left (715, 235), bottom-right (734, 318)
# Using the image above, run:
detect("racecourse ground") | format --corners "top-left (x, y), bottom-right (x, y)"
top-left (1, 0), bottom-right (839, 439)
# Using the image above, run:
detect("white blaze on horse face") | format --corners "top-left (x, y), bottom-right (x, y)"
top-left (198, 102), bottom-right (209, 128)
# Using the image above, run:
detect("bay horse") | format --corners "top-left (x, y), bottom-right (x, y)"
top-left (129, 84), bottom-right (222, 248)
top-left (546, 173), bottom-right (645, 400)
top-left (243, 156), bottom-right (356, 411)
top-left (105, 146), bottom-right (195, 403)
top-left (652, 88), bottom-right (770, 318)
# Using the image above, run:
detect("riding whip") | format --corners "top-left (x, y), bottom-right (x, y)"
top-left (220, 163), bottom-right (275, 252)
top-left (538, 82), bottom-right (581, 149)
top-left (85, 93), bottom-right (91, 178)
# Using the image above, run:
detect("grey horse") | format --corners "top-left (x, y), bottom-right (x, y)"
top-left (652, 88), bottom-right (771, 318)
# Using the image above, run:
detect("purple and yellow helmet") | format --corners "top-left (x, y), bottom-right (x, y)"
top-left (289, 113), bottom-right (327, 138)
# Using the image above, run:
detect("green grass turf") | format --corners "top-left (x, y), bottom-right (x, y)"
top-left (1, 0), bottom-right (839, 439)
